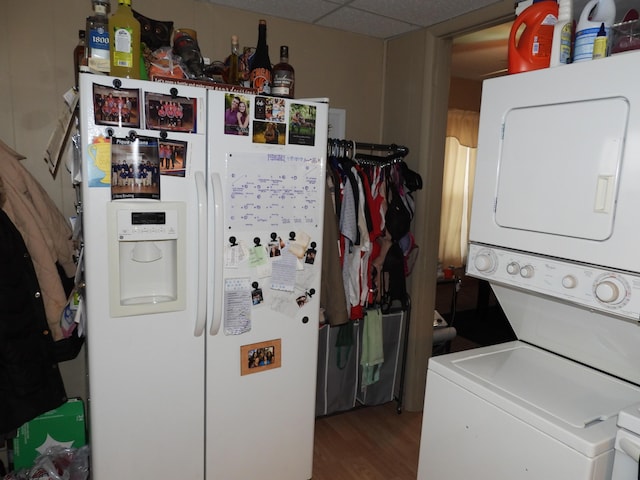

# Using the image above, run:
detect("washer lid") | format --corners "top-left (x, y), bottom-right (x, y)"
top-left (430, 342), bottom-right (640, 456)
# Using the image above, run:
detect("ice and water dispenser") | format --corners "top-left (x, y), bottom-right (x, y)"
top-left (107, 202), bottom-right (186, 316)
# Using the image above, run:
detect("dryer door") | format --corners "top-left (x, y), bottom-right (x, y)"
top-left (495, 98), bottom-right (627, 241)
top-left (470, 53), bottom-right (640, 273)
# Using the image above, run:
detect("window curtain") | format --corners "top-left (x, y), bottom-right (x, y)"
top-left (439, 109), bottom-right (479, 268)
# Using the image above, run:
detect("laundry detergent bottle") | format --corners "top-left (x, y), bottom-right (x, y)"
top-left (573, 0), bottom-right (616, 62)
top-left (508, 0), bottom-right (559, 74)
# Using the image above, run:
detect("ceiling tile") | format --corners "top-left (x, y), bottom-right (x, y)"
top-left (316, 6), bottom-right (420, 38)
top-left (349, 0), bottom-right (503, 27)
top-left (198, 0), bottom-right (341, 23)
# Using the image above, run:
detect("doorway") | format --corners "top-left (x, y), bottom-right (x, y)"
top-left (436, 21), bottom-right (515, 354)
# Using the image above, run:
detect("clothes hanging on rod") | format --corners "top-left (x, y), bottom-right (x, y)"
top-left (325, 138), bottom-right (421, 320)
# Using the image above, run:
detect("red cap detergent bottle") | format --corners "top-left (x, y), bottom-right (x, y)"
top-left (508, 0), bottom-right (559, 74)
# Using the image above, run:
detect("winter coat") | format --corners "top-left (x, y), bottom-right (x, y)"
top-left (0, 208), bottom-right (67, 435)
top-left (0, 140), bottom-right (75, 341)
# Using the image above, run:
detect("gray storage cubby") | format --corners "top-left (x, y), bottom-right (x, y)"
top-left (356, 309), bottom-right (406, 406)
top-left (316, 308), bottom-right (407, 416)
top-left (315, 321), bottom-right (360, 417)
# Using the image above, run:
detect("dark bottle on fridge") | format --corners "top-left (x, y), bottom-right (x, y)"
top-left (73, 30), bottom-right (87, 88)
top-left (250, 20), bottom-right (272, 94)
top-left (272, 45), bottom-right (295, 98)
top-left (225, 34), bottom-right (241, 85)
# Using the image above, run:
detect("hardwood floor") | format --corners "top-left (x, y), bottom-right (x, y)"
top-left (313, 402), bottom-right (422, 479)
top-left (311, 276), bottom-right (506, 479)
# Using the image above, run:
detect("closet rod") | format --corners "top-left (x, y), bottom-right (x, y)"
top-left (354, 142), bottom-right (409, 156)
top-left (328, 138), bottom-right (409, 156)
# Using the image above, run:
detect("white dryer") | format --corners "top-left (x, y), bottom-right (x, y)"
top-left (418, 51), bottom-right (640, 480)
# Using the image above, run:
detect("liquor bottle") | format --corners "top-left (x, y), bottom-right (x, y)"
top-left (250, 20), bottom-right (272, 94)
top-left (225, 35), bottom-right (241, 85)
top-left (108, 0), bottom-right (140, 79)
top-left (272, 45), bottom-right (295, 98)
top-left (73, 30), bottom-right (87, 88)
top-left (86, 0), bottom-right (110, 74)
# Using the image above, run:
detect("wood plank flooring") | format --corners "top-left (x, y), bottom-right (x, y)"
top-left (313, 402), bottom-right (423, 480)
top-left (311, 279), bottom-right (494, 479)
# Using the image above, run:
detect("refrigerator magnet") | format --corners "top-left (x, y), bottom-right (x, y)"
top-left (241, 339), bottom-right (281, 376)
top-left (87, 135), bottom-right (112, 187)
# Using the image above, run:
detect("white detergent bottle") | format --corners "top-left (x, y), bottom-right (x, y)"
top-left (573, 0), bottom-right (616, 62)
top-left (550, 0), bottom-right (573, 66)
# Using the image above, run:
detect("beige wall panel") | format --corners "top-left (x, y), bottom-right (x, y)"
top-left (2, 0), bottom-right (384, 220)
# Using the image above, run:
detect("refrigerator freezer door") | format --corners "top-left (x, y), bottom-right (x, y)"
top-left (79, 74), bottom-right (208, 480)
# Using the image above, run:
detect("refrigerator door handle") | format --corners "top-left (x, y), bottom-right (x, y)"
top-left (209, 172), bottom-right (224, 335)
top-left (194, 171), bottom-right (208, 336)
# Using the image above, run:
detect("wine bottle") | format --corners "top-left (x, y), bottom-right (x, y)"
top-left (250, 20), bottom-right (272, 94)
top-left (86, 0), bottom-right (110, 74)
top-left (226, 35), bottom-right (241, 85)
top-left (272, 45), bottom-right (295, 98)
top-left (108, 0), bottom-right (140, 79)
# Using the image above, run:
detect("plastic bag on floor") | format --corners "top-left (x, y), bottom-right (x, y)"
top-left (3, 445), bottom-right (89, 480)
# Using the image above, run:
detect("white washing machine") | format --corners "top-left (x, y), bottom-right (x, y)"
top-left (418, 246), bottom-right (640, 480)
top-left (612, 405), bottom-right (640, 479)
top-left (418, 52), bottom-right (640, 479)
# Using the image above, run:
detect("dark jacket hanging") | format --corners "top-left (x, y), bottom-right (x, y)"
top-left (0, 208), bottom-right (67, 436)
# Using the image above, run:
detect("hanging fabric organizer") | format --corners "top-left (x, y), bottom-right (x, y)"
top-left (318, 138), bottom-right (422, 413)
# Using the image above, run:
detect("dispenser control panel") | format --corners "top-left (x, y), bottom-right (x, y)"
top-left (116, 208), bottom-right (179, 241)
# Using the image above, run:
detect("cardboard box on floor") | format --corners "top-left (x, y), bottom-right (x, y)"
top-left (12, 398), bottom-right (86, 470)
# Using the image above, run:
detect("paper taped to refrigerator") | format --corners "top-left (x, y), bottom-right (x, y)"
top-left (225, 152), bottom-right (323, 231)
top-left (224, 278), bottom-right (252, 335)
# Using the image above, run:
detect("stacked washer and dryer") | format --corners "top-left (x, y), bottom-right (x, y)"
top-left (418, 50), bottom-right (640, 479)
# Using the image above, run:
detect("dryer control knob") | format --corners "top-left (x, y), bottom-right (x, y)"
top-left (595, 279), bottom-right (626, 304)
top-left (474, 253), bottom-right (494, 272)
top-left (562, 275), bottom-right (578, 289)
top-left (520, 265), bottom-right (535, 278)
top-left (506, 262), bottom-right (520, 275)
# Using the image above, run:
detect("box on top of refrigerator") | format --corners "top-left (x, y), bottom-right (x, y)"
top-left (12, 398), bottom-right (86, 470)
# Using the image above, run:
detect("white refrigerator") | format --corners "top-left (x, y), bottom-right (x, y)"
top-left (78, 73), bottom-right (328, 480)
